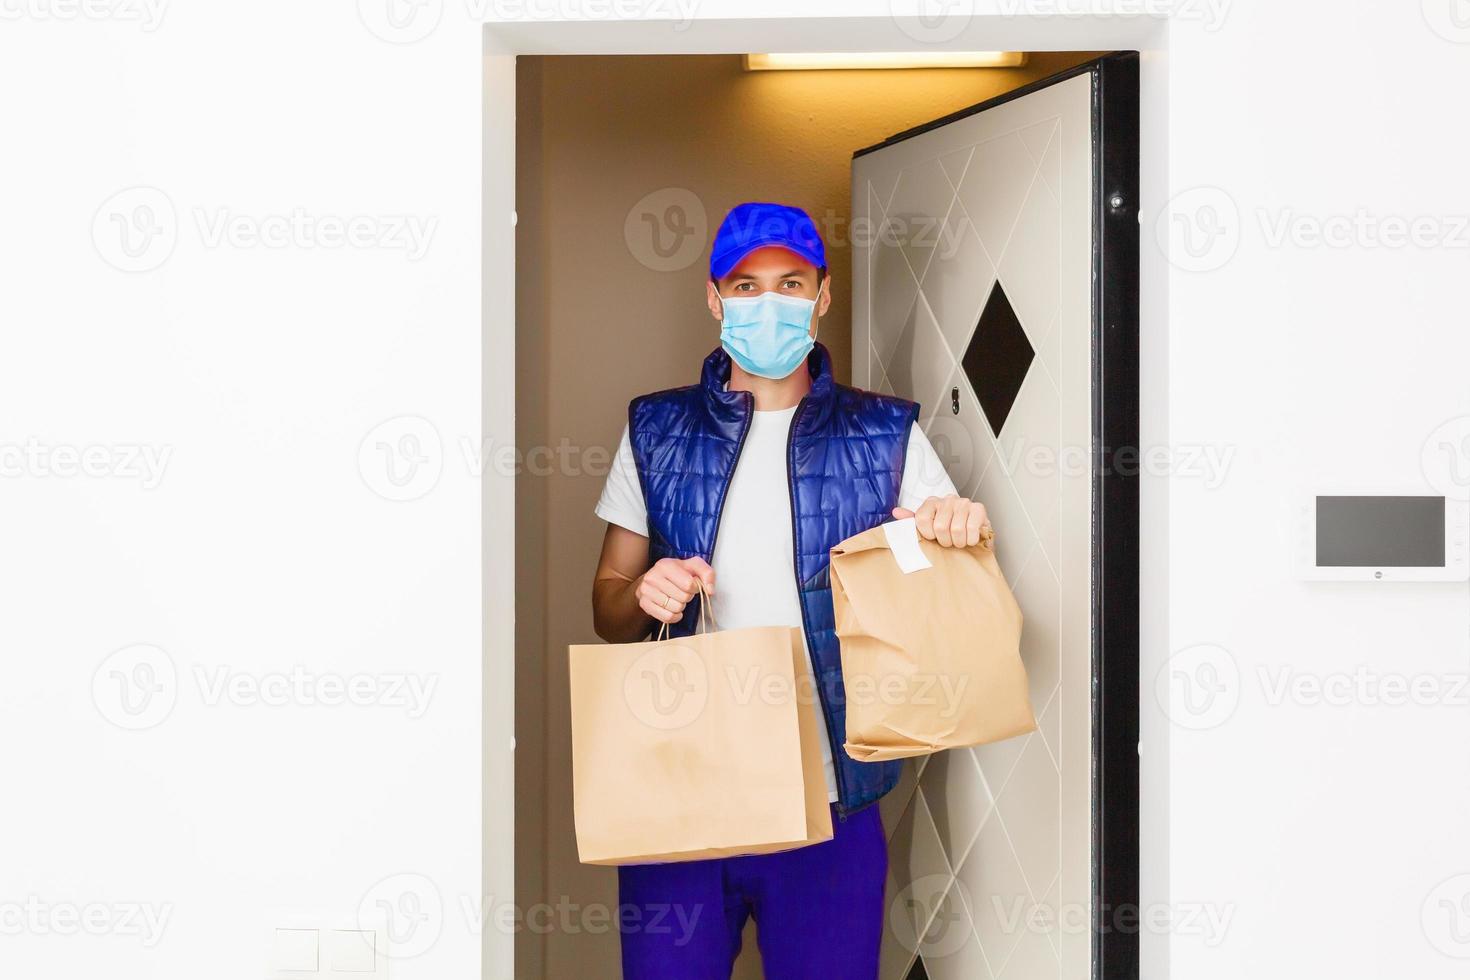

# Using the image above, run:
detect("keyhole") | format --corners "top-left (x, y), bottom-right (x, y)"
top-left (951, 386), bottom-right (960, 415)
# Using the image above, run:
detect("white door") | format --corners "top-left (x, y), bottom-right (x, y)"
top-left (853, 56), bottom-right (1139, 980)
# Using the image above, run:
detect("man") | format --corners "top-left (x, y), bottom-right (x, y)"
top-left (591, 201), bottom-right (990, 979)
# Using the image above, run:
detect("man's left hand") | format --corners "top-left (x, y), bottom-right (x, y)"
top-left (892, 495), bottom-right (991, 548)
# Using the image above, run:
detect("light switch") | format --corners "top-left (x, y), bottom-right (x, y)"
top-left (324, 929), bottom-right (376, 973)
top-left (272, 928), bottom-right (319, 972)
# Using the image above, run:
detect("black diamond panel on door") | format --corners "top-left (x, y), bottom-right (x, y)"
top-left (961, 281), bottom-right (1034, 436)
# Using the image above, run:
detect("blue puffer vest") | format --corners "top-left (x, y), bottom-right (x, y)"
top-left (628, 343), bottom-right (919, 817)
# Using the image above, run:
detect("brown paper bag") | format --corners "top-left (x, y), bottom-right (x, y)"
top-left (568, 587), bottom-right (833, 865)
top-left (830, 519), bottom-right (1034, 761)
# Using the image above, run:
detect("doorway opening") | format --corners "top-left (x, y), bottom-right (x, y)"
top-left (512, 50), bottom-right (1138, 980)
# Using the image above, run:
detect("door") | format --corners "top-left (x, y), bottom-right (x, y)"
top-left (852, 54), bottom-right (1139, 980)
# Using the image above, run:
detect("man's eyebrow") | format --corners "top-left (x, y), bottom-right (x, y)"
top-left (726, 268), bottom-right (810, 282)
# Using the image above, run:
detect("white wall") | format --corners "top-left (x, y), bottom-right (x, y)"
top-left (1163, 5), bottom-right (1470, 978)
top-left (0, 4), bottom-right (488, 978)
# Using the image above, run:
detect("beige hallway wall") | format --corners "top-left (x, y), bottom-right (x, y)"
top-left (513, 51), bottom-right (1101, 979)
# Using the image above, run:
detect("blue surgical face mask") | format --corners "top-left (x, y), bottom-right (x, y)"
top-left (715, 282), bottom-right (823, 380)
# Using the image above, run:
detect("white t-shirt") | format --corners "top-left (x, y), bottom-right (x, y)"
top-left (595, 408), bottom-right (958, 802)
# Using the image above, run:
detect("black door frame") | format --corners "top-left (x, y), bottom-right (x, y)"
top-left (853, 51), bottom-right (1142, 980)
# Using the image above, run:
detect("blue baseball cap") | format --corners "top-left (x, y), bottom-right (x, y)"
top-left (709, 202), bottom-right (826, 281)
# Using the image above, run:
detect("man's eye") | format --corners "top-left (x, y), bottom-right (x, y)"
top-left (782, 280), bottom-right (801, 289)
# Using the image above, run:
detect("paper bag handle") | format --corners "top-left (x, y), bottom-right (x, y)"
top-left (654, 577), bottom-right (719, 641)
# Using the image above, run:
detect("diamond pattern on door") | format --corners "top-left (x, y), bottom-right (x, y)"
top-left (962, 282), bottom-right (1033, 437)
top-left (938, 146), bottom-right (972, 194)
top-left (855, 71), bottom-right (1092, 980)
top-left (992, 366), bottom-right (1062, 570)
top-left (1017, 118), bottom-right (1059, 171)
top-left (919, 747), bottom-right (993, 870)
top-left (920, 378), bottom-right (996, 500)
top-left (871, 184), bottom-right (921, 372)
top-left (886, 293), bottom-right (958, 414)
top-left (953, 132), bottom-right (1037, 267)
top-left (997, 169), bottom-right (1062, 355)
top-left (881, 792), bottom-right (957, 979)
top-left (920, 199), bottom-right (998, 358)
top-left (886, 156), bottom-right (960, 286)
top-left (1010, 552), bottom-right (1061, 716)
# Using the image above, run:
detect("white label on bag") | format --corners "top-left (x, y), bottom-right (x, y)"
top-left (882, 517), bottom-right (933, 575)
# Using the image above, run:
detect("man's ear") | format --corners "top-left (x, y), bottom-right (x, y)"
top-left (706, 280), bottom-right (723, 322)
top-left (816, 275), bottom-right (834, 318)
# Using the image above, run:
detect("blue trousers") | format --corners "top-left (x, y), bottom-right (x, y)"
top-left (617, 803), bottom-right (887, 979)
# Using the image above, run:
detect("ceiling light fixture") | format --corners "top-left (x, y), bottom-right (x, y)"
top-left (742, 52), bottom-right (1028, 71)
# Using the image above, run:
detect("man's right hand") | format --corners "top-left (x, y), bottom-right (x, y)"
top-left (593, 526), bottom-right (716, 643)
top-left (636, 556), bottom-right (716, 624)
